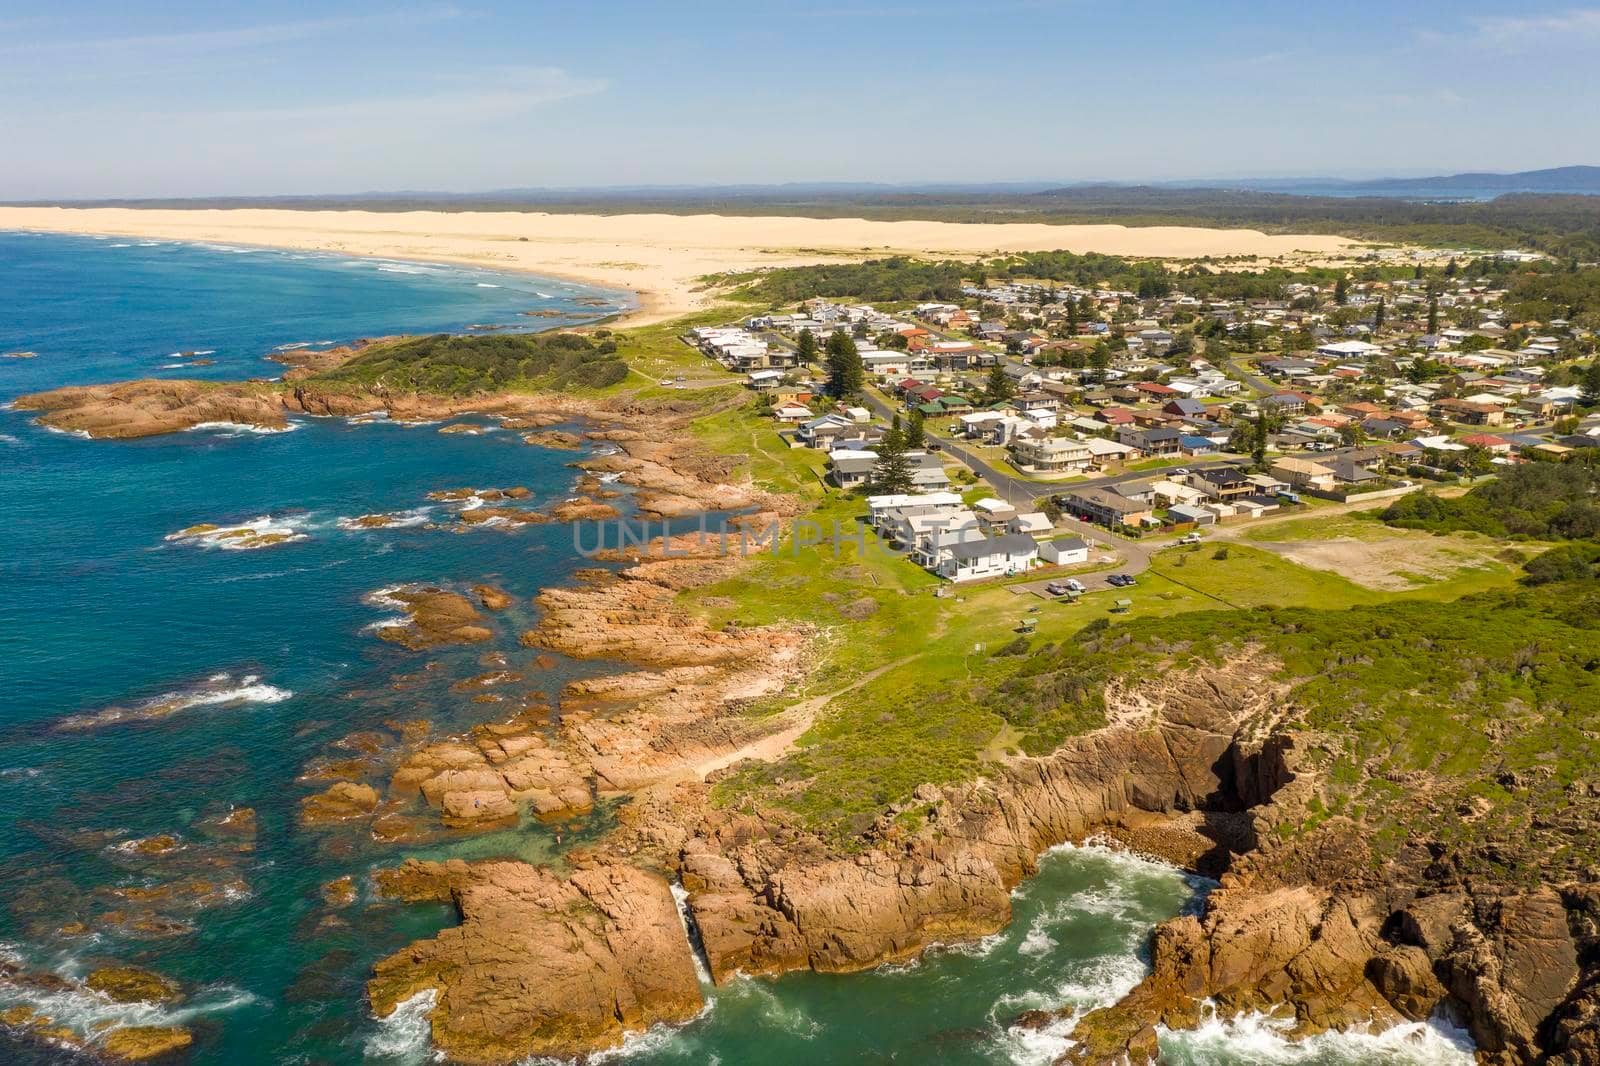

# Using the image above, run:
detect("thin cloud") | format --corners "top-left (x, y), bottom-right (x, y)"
top-left (215, 67), bottom-right (608, 132)
top-left (0, 7), bottom-right (462, 59)
top-left (1457, 7), bottom-right (1600, 50)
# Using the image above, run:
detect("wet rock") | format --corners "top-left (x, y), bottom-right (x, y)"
top-left (101, 1025), bottom-right (193, 1061)
top-left (472, 585), bottom-right (514, 611)
top-left (322, 876), bottom-right (358, 907)
top-left (370, 587), bottom-right (494, 650)
top-left (299, 782), bottom-right (380, 826)
top-left (85, 967), bottom-right (183, 1005)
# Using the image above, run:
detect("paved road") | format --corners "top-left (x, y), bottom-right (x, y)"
top-left (1223, 354), bottom-right (1276, 397)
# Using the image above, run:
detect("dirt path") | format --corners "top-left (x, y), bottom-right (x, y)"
top-left (687, 654), bottom-right (922, 780)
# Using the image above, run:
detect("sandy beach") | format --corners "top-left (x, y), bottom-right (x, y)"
top-left (0, 206), bottom-right (1363, 326)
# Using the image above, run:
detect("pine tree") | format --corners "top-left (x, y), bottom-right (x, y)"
top-left (1251, 408), bottom-right (1271, 471)
top-left (824, 331), bottom-right (864, 398)
top-left (796, 328), bottom-right (818, 366)
top-left (1582, 361), bottom-right (1600, 407)
top-left (1333, 277), bottom-right (1349, 306)
top-left (1427, 296), bottom-right (1440, 335)
top-left (1373, 297), bottom-right (1386, 332)
top-left (1088, 346), bottom-right (1110, 385)
top-left (868, 425), bottom-right (913, 494)
top-left (904, 407), bottom-right (926, 449)
top-left (983, 364), bottom-right (1015, 404)
top-left (1445, 258), bottom-right (1459, 278)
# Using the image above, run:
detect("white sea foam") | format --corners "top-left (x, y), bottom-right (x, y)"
top-left (364, 988), bottom-right (439, 1062)
top-left (476, 283), bottom-right (500, 288)
top-left (337, 508), bottom-right (434, 532)
top-left (273, 341), bottom-right (313, 351)
top-left (186, 420), bottom-right (302, 436)
top-left (43, 425), bottom-right (94, 440)
top-left (0, 433), bottom-right (21, 445)
top-left (0, 952), bottom-right (258, 1050)
top-left (164, 515), bottom-right (311, 549)
top-left (108, 243), bottom-right (131, 248)
top-left (1157, 1005), bottom-right (1476, 1064)
top-left (670, 883), bottom-right (714, 988)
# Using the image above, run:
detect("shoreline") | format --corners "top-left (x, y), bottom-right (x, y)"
top-left (0, 205), bottom-right (1369, 330)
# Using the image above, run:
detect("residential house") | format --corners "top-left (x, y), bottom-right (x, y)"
top-left (937, 534), bottom-right (1040, 583)
top-left (1059, 488), bottom-right (1156, 529)
top-left (1010, 434), bottom-right (1094, 474)
top-left (1038, 536), bottom-right (1090, 565)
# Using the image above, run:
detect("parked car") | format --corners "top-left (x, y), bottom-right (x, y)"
top-left (1065, 578), bottom-right (1085, 592)
top-left (1107, 574), bottom-right (1137, 587)
top-left (1045, 581), bottom-right (1072, 596)
top-left (1178, 532), bottom-right (1202, 545)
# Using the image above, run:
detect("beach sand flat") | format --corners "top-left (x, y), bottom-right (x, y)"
top-left (0, 206), bottom-right (1362, 325)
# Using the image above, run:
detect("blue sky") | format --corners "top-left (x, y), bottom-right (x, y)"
top-left (4, 1), bottom-right (1600, 198)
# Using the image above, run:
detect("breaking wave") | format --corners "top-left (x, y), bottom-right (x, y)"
top-left (1158, 1006), bottom-right (1476, 1064)
top-left (55, 672), bottom-right (292, 731)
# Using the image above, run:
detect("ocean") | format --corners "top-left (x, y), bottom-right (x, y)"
top-left (0, 232), bottom-right (1474, 1064)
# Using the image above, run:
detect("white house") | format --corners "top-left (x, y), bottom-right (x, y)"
top-left (1038, 535), bottom-right (1089, 565)
top-left (937, 533), bottom-right (1040, 582)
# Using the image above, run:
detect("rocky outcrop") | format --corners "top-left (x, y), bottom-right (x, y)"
top-left (13, 379), bottom-right (291, 437)
top-left (369, 586), bottom-right (494, 650)
top-left (101, 1026), bottom-right (194, 1061)
top-left (299, 781), bottom-right (380, 826)
top-left (1058, 747), bottom-right (1595, 1066)
top-left (84, 966), bottom-right (183, 1005)
top-left (368, 860), bottom-right (703, 1064)
top-left (650, 659), bottom-right (1288, 985)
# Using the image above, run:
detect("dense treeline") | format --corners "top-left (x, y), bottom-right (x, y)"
top-left (736, 250), bottom-right (1417, 305)
top-left (1381, 463), bottom-right (1600, 539)
top-left (1502, 265), bottom-right (1600, 326)
top-left (311, 331), bottom-right (627, 394)
top-left (734, 257), bottom-right (968, 302)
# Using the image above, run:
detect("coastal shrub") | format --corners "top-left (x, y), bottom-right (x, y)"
top-left (310, 331), bottom-right (628, 395)
top-left (1381, 464), bottom-right (1600, 539)
top-left (1522, 543), bottom-right (1600, 585)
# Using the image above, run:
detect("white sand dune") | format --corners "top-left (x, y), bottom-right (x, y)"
top-left (0, 206), bottom-right (1363, 326)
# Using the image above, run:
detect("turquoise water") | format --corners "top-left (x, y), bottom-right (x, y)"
top-left (0, 232), bottom-right (1474, 1064)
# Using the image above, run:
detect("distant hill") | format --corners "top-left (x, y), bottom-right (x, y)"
top-left (1166, 166), bottom-right (1600, 200)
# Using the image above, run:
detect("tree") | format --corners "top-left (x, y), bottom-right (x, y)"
top-left (983, 364), bottom-right (1016, 404)
top-left (1445, 257), bottom-right (1459, 278)
top-left (1463, 444), bottom-right (1494, 477)
top-left (1333, 276), bottom-right (1349, 306)
top-left (904, 406), bottom-right (926, 449)
top-left (824, 331), bottom-right (864, 398)
top-left (1338, 423), bottom-right (1366, 448)
top-left (796, 328), bottom-right (818, 367)
top-left (867, 425), bottom-right (913, 494)
top-left (1582, 361), bottom-right (1600, 407)
top-left (1066, 299), bottom-right (1080, 334)
top-left (1427, 297), bottom-right (1440, 335)
top-left (1088, 346), bottom-right (1110, 385)
top-left (1373, 297), bottom-right (1386, 332)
